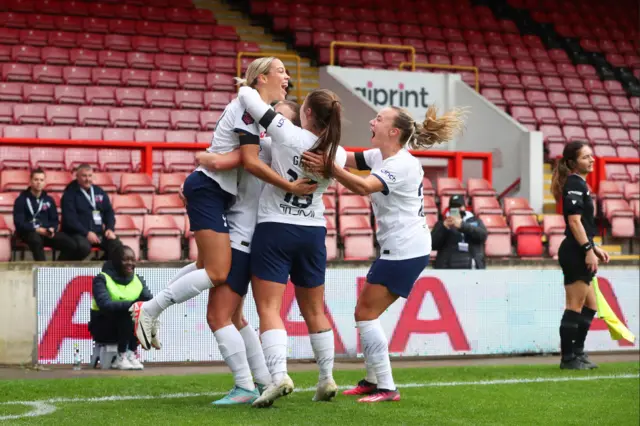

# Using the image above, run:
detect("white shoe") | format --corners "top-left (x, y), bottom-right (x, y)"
top-left (126, 351), bottom-right (144, 370)
top-left (252, 374), bottom-right (294, 408)
top-left (150, 318), bottom-right (162, 350)
top-left (129, 302), bottom-right (154, 350)
top-left (111, 353), bottom-right (134, 370)
top-left (313, 378), bottom-right (338, 402)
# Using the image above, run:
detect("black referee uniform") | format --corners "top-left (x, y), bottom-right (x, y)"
top-left (557, 174), bottom-right (598, 369)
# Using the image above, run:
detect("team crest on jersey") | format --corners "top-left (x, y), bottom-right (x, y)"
top-left (242, 111), bottom-right (254, 125)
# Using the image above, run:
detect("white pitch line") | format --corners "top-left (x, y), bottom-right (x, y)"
top-left (0, 374), bottom-right (637, 421)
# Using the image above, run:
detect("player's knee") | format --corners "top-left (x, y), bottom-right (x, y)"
top-left (354, 303), bottom-right (375, 322)
top-left (204, 267), bottom-right (228, 286)
top-left (206, 309), bottom-right (231, 332)
top-left (231, 310), bottom-right (248, 329)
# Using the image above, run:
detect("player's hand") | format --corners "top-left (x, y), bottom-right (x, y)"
top-left (87, 231), bottom-right (101, 245)
top-left (36, 227), bottom-right (48, 236)
top-left (48, 227), bottom-right (55, 237)
top-left (288, 178), bottom-right (317, 196)
top-left (594, 246), bottom-right (610, 263)
top-left (195, 152), bottom-right (219, 170)
top-left (104, 230), bottom-right (116, 240)
top-left (446, 216), bottom-right (462, 229)
top-left (301, 151), bottom-right (326, 175)
top-left (585, 249), bottom-right (599, 273)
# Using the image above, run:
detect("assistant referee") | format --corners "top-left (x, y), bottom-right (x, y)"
top-left (551, 141), bottom-right (610, 370)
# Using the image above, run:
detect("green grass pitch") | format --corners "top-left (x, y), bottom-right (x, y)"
top-left (1, 362), bottom-right (638, 425)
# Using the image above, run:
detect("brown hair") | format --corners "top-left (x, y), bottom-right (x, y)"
top-left (391, 105), bottom-right (466, 149)
top-left (551, 141), bottom-right (589, 201)
top-left (275, 100), bottom-right (301, 127)
top-left (30, 168), bottom-right (45, 178)
top-left (305, 89), bottom-right (342, 178)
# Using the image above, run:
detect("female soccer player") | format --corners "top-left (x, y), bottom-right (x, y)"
top-left (551, 141), bottom-right (609, 370)
top-left (130, 58), bottom-right (314, 351)
top-left (235, 86), bottom-right (347, 408)
top-left (303, 105), bottom-right (465, 403)
top-left (197, 101), bottom-right (303, 405)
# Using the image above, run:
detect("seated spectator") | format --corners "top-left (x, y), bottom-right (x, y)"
top-left (89, 245), bottom-right (152, 370)
top-left (12, 168), bottom-right (82, 261)
top-left (431, 195), bottom-right (488, 269)
top-left (61, 164), bottom-right (122, 260)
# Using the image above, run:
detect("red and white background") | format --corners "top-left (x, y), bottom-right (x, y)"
top-left (36, 268), bottom-right (639, 364)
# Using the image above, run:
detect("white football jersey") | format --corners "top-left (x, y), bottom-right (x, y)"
top-left (195, 98), bottom-right (260, 196)
top-left (362, 148), bottom-right (431, 260)
top-left (257, 117), bottom-right (347, 227)
top-left (227, 134), bottom-right (272, 254)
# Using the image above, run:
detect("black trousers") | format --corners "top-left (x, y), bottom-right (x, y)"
top-left (70, 234), bottom-right (123, 260)
top-left (89, 309), bottom-right (138, 353)
top-left (19, 231), bottom-right (82, 261)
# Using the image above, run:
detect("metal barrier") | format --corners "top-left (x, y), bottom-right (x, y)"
top-left (329, 41), bottom-right (416, 71)
top-left (596, 156), bottom-right (640, 192)
top-left (0, 139), bottom-right (493, 184)
top-left (236, 51), bottom-right (302, 102)
top-left (398, 62), bottom-right (480, 92)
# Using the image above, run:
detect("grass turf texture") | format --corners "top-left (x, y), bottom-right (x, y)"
top-left (1, 362), bottom-right (638, 425)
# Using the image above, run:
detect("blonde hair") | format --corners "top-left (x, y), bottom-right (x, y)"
top-left (235, 57), bottom-right (276, 88)
top-left (391, 105), bottom-right (467, 149)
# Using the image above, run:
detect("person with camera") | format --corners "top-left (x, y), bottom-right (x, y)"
top-left (431, 194), bottom-right (488, 269)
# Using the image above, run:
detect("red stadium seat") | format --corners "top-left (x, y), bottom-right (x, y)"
top-left (534, 107), bottom-right (560, 125)
top-left (42, 170), bottom-right (71, 192)
top-left (23, 83), bottom-right (54, 103)
top-left (0, 215), bottom-right (12, 261)
top-left (510, 215), bottom-right (544, 257)
top-left (13, 103), bottom-right (46, 124)
top-left (0, 192), bottom-right (19, 214)
top-left (467, 178), bottom-right (496, 197)
top-left (114, 87), bottom-right (144, 107)
top-left (598, 181), bottom-right (623, 200)
top-left (165, 130), bottom-right (196, 142)
top-left (163, 150), bottom-right (195, 172)
top-left (62, 66), bottom-right (90, 85)
top-left (471, 197), bottom-right (503, 215)
top-left (598, 111), bottom-right (622, 128)
top-left (112, 194), bottom-right (149, 215)
top-left (120, 173), bottom-right (155, 193)
top-left (175, 90), bottom-right (204, 109)
top-left (98, 148), bottom-right (134, 172)
top-left (140, 109), bottom-right (171, 128)
top-left (45, 105), bottom-right (77, 125)
top-left (158, 172), bottom-right (187, 194)
top-left (0, 143), bottom-right (30, 169)
top-left (85, 87), bottom-right (118, 105)
top-left (78, 106), bottom-right (109, 127)
top-left (152, 193), bottom-right (186, 214)
top-left (543, 214), bottom-right (566, 257)
top-left (478, 214), bottom-right (511, 257)
top-left (338, 195), bottom-right (371, 215)
top-left (503, 197), bottom-right (534, 217)
top-left (206, 73), bottom-right (235, 92)
top-left (437, 178), bottom-right (465, 196)
top-left (64, 148), bottom-right (98, 171)
top-left (114, 214), bottom-right (142, 260)
top-left (0, 169), bottom-right (29, 191)
top-left (29, 145), bottom-right (64, 170)
top-left (144, 214), bottom-right (183, 261)
top-left (70, 126), bottom-right (102, 140)
top-left (110, 107), bottom-right (141, 127)
top-left (602, 199), bottom-right (635, 238)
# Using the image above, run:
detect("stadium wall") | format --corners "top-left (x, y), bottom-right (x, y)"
top-left (320, 67), bottom-right (544, 211)
top-left (2, 266), bottom-right (638, 366)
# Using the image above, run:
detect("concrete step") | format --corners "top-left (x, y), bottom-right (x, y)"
top-left (609, 254), bottom-right (640, 261)
top-left (544, 163), bottom-right (552, 172)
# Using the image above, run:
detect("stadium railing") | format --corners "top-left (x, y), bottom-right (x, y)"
top-left (329, 41), bottom-right (417, 71)
top-left (0, 138), bottom-right (493, 183)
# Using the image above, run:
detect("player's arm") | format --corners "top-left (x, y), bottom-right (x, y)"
top-left (238, 133), bottom-right (316, 197)
top-left (237, 86), bottom-right (304, 146)
top-left (195, 149), bottom-right (241, 171)
top-left (332, 166), bottom-right (384, 196)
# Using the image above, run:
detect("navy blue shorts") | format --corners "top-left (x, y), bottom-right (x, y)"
top-left (366, 255), bottom-right (430, 298)
top-left (251, 222), bottom-right (327, 288)
top-left (226, 248), bottom-right (251, 297)
top-left (183, 171), bottom-right (233, 233)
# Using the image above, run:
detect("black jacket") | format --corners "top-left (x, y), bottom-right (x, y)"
top-left (61, 181), bottom-right (115, 236)
top-left (92, 261), bottom-right (153, 313)
top-left (13, 189), bottom-right (59, 234)
top-left (431, 211), bottom-right (488, 269)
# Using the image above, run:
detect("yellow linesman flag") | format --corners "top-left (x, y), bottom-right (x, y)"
top-left (592, 277), bottom-right (636, 343)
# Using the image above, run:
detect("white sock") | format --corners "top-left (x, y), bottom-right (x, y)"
top-left (167, 262), bottom-right (198, 286)
top-left (239, 325), bottom-right (272, 386)
top-left (357, 319), bottom-right (395, 391)
top-left (261, 329), bottom-right (288, 383)
top-left (364, 359), bottom-right (378, 384)
top-left (214, 325), bottom-right (255, 391)
top-left (310, 330), bottom-right (335, 382)
top-left (142, 269), bottom-right (213, 318)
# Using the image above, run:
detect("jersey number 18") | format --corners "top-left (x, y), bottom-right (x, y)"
top-left (284, 169), bottom-right (313, 208)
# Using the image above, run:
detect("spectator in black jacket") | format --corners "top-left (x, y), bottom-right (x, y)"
top-left (13, 168), bottom-right (81, 261)
top-left (61, 164), bottom-right (122, 260)
top-left (89, 245), bottom-right (152, 370)
top-left (431, 194), bottom-right (488, 269)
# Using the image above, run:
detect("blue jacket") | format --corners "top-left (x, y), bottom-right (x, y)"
top-left (61, 181), bottom-right (115, 237)
top-left (13, 189), bottom-right (59, 234)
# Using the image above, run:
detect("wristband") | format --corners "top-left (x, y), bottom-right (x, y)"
top-left (581, 242), bottom-right (593, 253)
